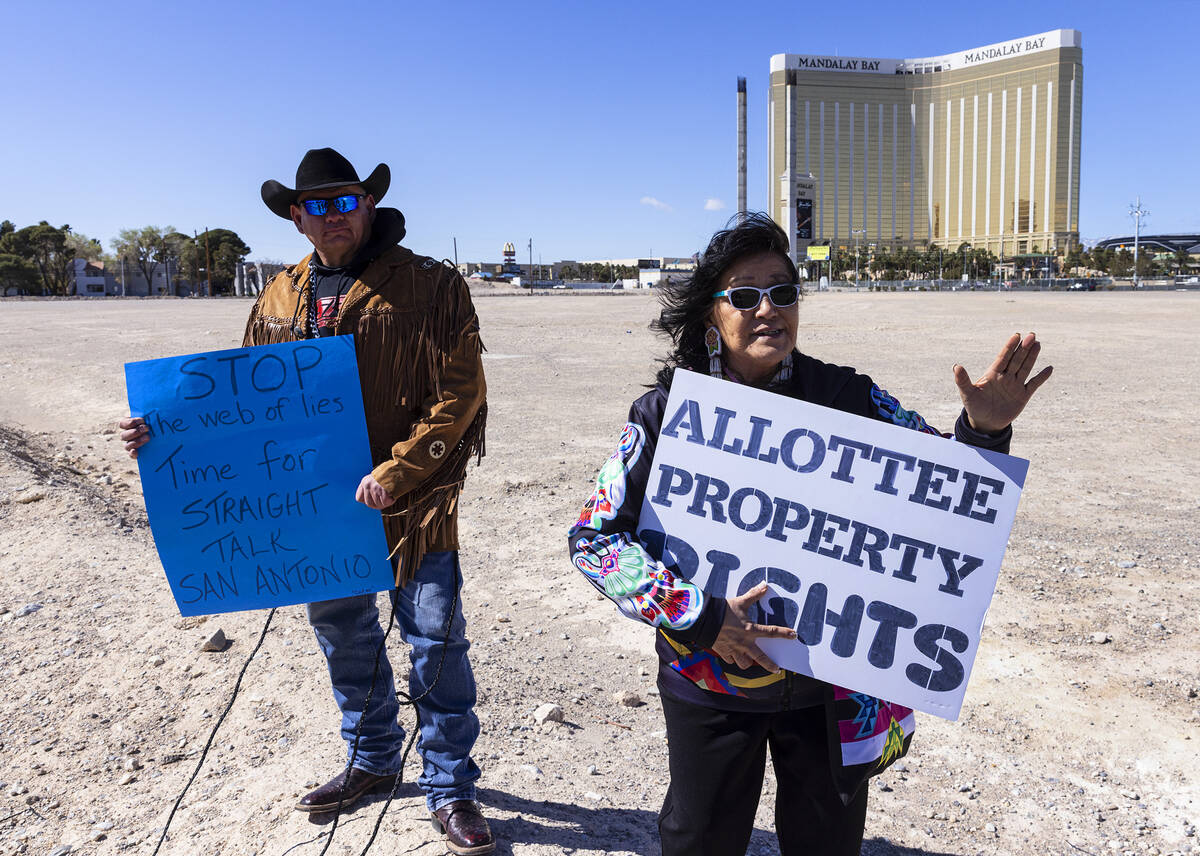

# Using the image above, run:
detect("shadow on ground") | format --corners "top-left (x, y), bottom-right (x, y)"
top-left (478, 791), bottom-right (968, 856)
top-left (299, 786), bottom-right (966, 856)
top-left (477, 787), bottom-right (660, 854)
top-left (861, 838), bottom-right (965, 856)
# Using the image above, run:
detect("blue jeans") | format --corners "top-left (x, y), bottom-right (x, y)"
top-left (306, 550), bottom-right (481, 812)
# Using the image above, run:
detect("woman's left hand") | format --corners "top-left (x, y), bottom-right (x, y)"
top-left (954, 332), bottom-right (1053, 434)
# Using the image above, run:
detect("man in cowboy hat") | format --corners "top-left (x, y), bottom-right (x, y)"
top-left (120, 147), bottom-right (494, 854)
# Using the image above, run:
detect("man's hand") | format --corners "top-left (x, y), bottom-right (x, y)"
top-left (710, 582), bottom-right (798, 673)
top-left (119, 417), bottom-right (151, 459)
top-left (355, 474), bottom-right (396, 510)
top-left (954, 332), bottom-right (1053, 435)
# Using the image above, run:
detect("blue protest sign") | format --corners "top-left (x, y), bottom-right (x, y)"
top-left (125, 337), bottom-right (395, 616)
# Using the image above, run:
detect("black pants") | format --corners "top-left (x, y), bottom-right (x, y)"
top-left (658, 695), bottom-right (868, 856)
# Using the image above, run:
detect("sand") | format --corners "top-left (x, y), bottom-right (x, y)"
top-left (0, 290), bottom-right (1196, 856)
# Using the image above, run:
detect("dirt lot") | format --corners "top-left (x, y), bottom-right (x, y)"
top-left (0, 291), bottom-right (1196, 856)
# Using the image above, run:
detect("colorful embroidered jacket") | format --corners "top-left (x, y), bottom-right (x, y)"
top-left (567, 351), bottom-right (1011, 801)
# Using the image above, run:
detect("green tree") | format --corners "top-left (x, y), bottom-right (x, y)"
top-left (1111, 249), bottom-right (1134, 277)
top-left (830, 248), bottom-right (853, 279)
top-left (938, 242), bottom-right (972, 280)
top-left (869, 249), bottom-right (894, 280)
top-left (66, 232), bottom-right (103, 263)
top-left (160, 231), bottom-right (194, 296)
top-left (174, 232), bottom-right (203, 291)
top-left (962, 247), bottom-right (994, 280)
top-left (1064, 245), bottom-right (1084, 275)
top-left (113, 226), bottom-right (175, 295)
top-left (207, 229), bottom-right (251, 293)
top-left (919, 244), bottom-right (942, 279)
top-left (0, 222), bottom-right (80, 295)
top-left (0, 253), bottom-right (40, 295)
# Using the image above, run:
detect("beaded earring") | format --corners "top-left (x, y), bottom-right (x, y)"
top-left (705, 326), bottom-right (723, 377)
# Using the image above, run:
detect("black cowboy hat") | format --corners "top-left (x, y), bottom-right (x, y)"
top-left (261, 147), bottom-right (390, 219)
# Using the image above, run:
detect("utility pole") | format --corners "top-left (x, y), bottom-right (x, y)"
top-left (204, 227), bottom-right (213, 297)
top-left (737, 76), bottom-right (747, 222)
top-left (120, 255), bottom-right (127, 297)
top-left (193, 229), bottom-right (203, 294)
top-left (1129, 197), bottom-right (1149, 287)
top-left (453, 237), bottom-right (458, 269)
top-left (528, 238), bottom-right (533, 294)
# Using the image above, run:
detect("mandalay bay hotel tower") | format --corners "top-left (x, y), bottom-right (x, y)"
top-left (769, 29), bottom-right (1082, 256)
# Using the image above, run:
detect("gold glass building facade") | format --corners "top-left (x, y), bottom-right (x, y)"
top-left (769, 30), bottom-right (1082, 254)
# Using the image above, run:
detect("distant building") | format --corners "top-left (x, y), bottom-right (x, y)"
top-left (1092, 234), bottom-right (1200, 255)
top-left (235, 261), bottom-right (287, 296)
top-left (575, 257), bottom-right (696, 282)
top-left (636, 257), bottom-right (695, 287)
top-left (72, 258), bottom-right (190, 296)
top-left (770, 29), bottom-right (1083, 255)
top-left (456, 254), bottom-right (694, 286)
top-left (73, 259), bottom-right (114, 296)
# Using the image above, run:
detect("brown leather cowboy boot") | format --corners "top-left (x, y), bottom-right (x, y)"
top-left (430, 800), bottom-right (495, 855)
top-left (295, 767), bottom-right (397, 813)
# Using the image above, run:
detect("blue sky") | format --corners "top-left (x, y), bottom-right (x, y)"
top-left (2, 0), bottom-right (1195, 264)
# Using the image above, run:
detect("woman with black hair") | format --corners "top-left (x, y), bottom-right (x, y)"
top-left (567, 213), bottom-right (1051, 855)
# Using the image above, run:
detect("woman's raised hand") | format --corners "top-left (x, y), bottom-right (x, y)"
top-left (954, 332), bottom-right (1053, 435)
top-left (711, 582), bottom-right (797, 673)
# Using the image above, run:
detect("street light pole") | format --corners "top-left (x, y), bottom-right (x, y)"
top-left (852, 229), bottom-right (865, 287)
top-left (1129, 197), bottom-right (1149, 287)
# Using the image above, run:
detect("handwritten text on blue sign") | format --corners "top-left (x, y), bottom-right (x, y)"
top-left (125, 337), bottom-right (394, 616)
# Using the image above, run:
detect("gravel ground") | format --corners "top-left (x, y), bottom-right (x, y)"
top-left (0, 290), bottom-right (1196, 856)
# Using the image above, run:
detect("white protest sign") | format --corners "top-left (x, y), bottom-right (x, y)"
top-left (636, 370), bottom-right (1028, 720)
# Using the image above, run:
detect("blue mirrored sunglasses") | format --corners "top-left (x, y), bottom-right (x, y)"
top-left (301, 194), bottom-right (364, 216)
top-left (712, 283), bottom-right (800, 310)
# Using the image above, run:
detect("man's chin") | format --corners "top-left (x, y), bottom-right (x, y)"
top-left (316, 235), bottom-right (357, 256)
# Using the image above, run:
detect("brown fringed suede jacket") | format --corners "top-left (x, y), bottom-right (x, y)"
top-left (242, 246), bottom-right (486, 585)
